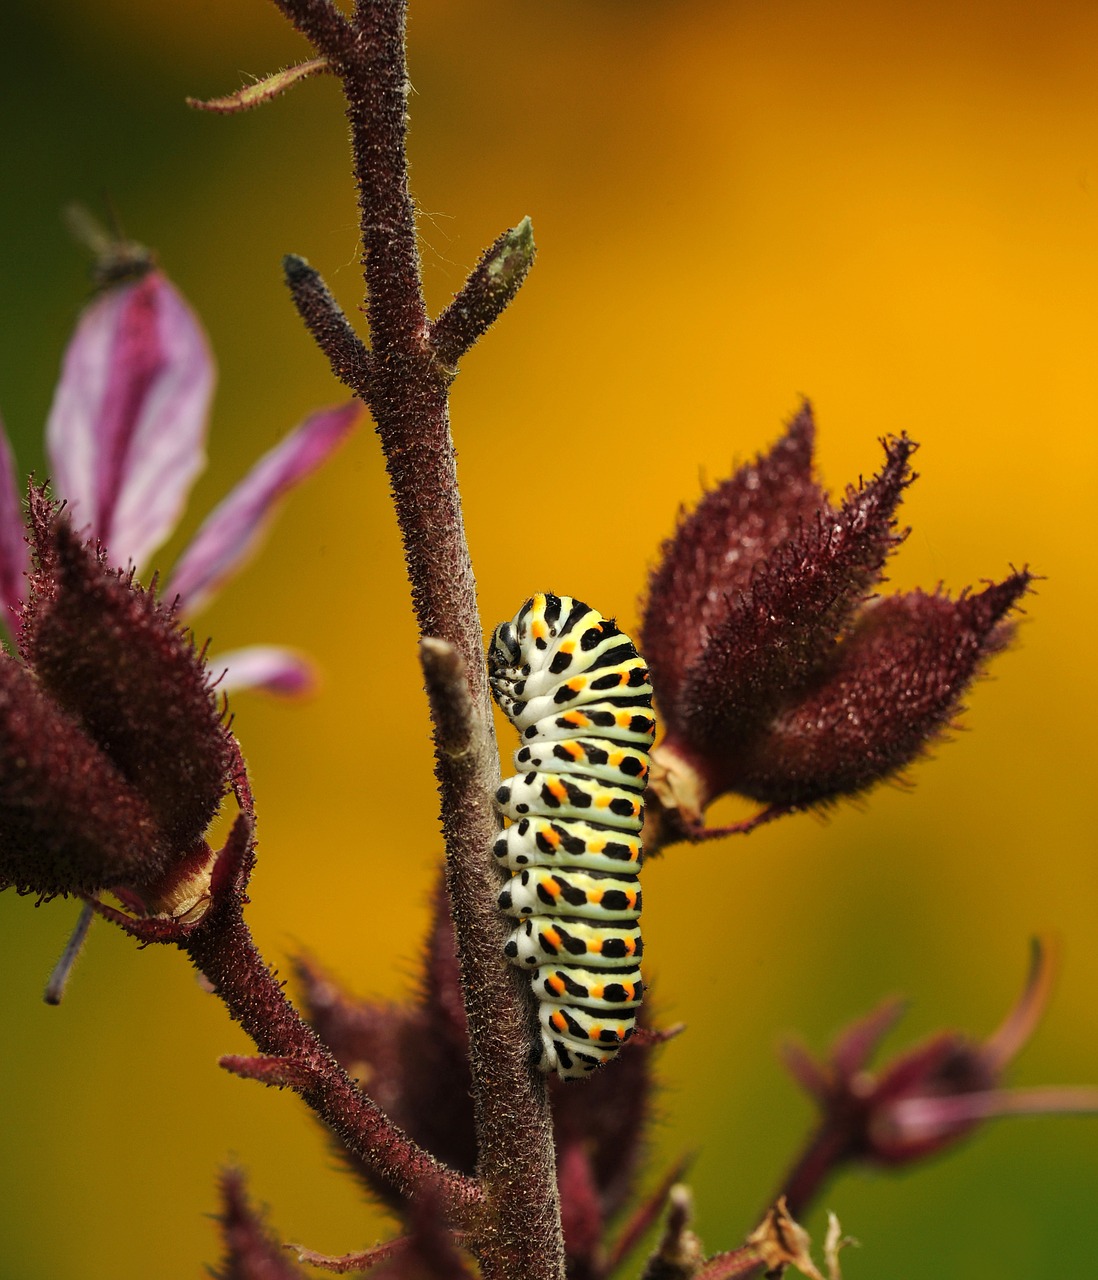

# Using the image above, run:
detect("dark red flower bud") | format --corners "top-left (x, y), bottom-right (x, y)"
top-left (0, 490), bottom-right (234, 907)
top-left (211, 1169), bottom-right (308, 1280)
top-left (730, 578), bottom-right (1030, 807)
top-left (20, 488), bottom-right (232, 855)
top-left (0, 655), bottom-right (166, 896)
top-left (641, 403), bottom-right (1031, 840)
top-left (297, 875), bottom-right (664, 1280)
top-left (552, 1016), bottom-right (659, 1278)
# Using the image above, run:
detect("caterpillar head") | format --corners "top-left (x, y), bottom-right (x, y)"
top-left (488, 621), bottom-right (522, 675)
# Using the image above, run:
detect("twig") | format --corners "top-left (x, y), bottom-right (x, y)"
top-left (184, 900), bottom-right (484, 1225)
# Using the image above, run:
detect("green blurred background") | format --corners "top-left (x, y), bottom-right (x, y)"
top-left (1, 0), bottom-right (1096, 1275)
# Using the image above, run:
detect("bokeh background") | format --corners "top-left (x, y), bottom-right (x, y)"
top-left (1, 0), bottom-right (1096, 1275)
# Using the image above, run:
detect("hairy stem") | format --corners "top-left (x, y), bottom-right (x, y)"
top-left (771, 1123), bottom-right (850, 1222)
top-left (184, 904), bottom-right (484, 1223)
top-left (270, 0), bottom-right (563, 1275)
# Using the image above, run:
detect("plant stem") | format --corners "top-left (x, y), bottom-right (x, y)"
top-left (271, 0), bottom-right (564, 1275)
top-left (184, 904), bottom-right (484, 1223)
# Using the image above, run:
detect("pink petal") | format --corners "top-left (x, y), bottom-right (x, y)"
top-left (167, 401), bottom-right (363, 616)
top-left (211, 645), bottom-right (317, 697)
top-left (45, 271), bottom-right (214, 570)
top-left (888, 1086), bottom-right (1098, 1143)
top-left (0, 415), bottom-right (28, 621)
top-left (982, 936), bottom-right (1057, 1073)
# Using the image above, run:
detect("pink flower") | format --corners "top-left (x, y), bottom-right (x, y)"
top-left (777, 940), bottom-right (1098, 1215)
top-left (0, 263), bottom-right (362, 695)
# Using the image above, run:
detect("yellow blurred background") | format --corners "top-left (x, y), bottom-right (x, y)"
top-left (1, 0), bottom-right (1096, 1275)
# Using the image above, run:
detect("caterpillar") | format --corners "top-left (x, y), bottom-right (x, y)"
top-left (487, 592), bottom-right (655, 1080)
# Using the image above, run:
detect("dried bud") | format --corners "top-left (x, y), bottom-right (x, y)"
top-left (642, 403), bottom-right (1031, 840)
top-left (0, 492), bottom-right (232, 903)
top-left (212, 1169), bottom-right (307, 1280)
top-left (778, 941), bottom-right (1098, 1213)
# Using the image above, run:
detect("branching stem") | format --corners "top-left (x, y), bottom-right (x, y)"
top-left (184, 905), bottom-right (483, 1223)
top-left (265, 1), bottom-right (562, 1275)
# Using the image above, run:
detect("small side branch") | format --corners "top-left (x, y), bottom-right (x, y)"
top-left (184, 904), bottom-right (484, 1226)
top-left (268, 0), bottom-right (353, 58)
top-left (431, 219), bottom-right (536, 370)
top-left (283, 255), bottom-right (374, 400)
top-left (420, 638), bottom-right (478, 760)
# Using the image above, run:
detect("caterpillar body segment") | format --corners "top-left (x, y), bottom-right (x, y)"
top-left (491, 816), bottom-right (643, 874)
top-left (532, 964), bottom-right (644, 1012)
top-left (503, 915), bottom-right (642, 969)
top-left (495, 771), bottom-right (644, 830)
top-left (497, 867), bottom-right (642, 922)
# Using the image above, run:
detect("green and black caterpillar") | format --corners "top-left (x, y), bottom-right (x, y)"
top-left (488, 592), bottom-right (655, 1079)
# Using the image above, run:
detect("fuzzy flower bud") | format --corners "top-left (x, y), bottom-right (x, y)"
top-left (641, 402), bottom-right (1031, 841)
top-left (0, 490), bottom-right (232, 903)
top-left (777, 941), bottom-right (1098, 1214)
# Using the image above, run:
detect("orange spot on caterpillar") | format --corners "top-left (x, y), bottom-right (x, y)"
top-left (551, 1011), bottom-right (568, 1032)
top-left (548, 974), bottom-right (566, 995)
top-left (542, 927), bottom-right (562, 949)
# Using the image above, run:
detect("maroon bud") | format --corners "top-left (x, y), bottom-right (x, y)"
top-left (730, 577), bottom-right (1031, 808)
top-left (552, 1026), bottom-right (657, 1271)
top-left (677, 433), bottom-right (913, 751)
top-left (20, 488), bottom-right (232, 856)
top-left (643, 402), bottom-right (824, 719)
top-left (0, 655), bottom-right (166, 896)
top-left (212, 1169), bottom-right (307, 1280)
top-left (297, 875), bottom-right (663, 1274)
top-left (641, 404), bottom-right (1031, 840)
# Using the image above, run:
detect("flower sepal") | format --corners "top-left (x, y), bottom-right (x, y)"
top-left (641, 405), bottom-right (1032, 849)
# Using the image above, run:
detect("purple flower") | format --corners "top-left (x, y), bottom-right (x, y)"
top-left (777, 941), bottom-right (1098, 1215)
top-left (0, 263), bottom-right (362, 695)
top-left (640, 403), bottom-right (1031, 844)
